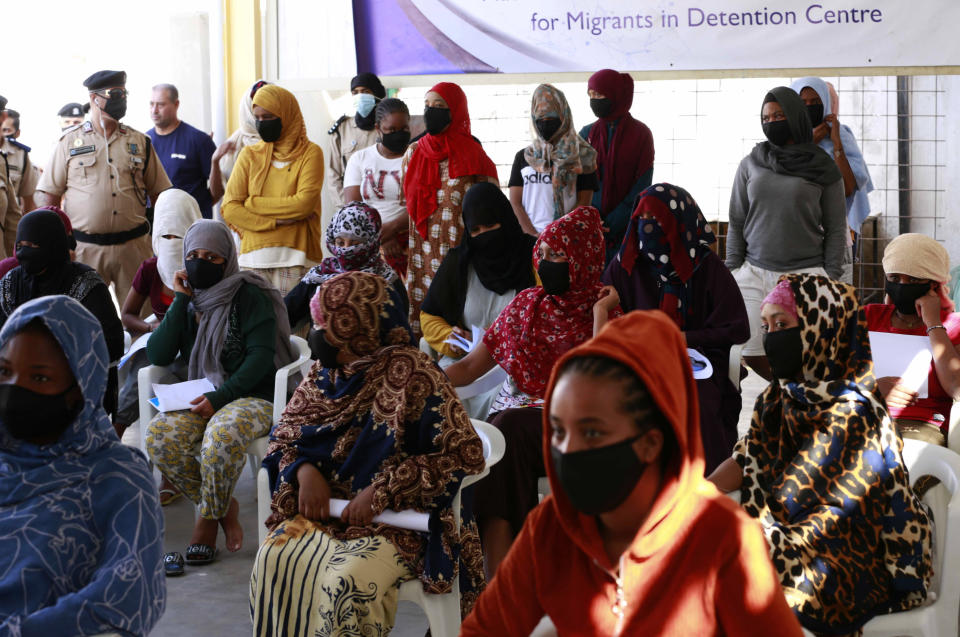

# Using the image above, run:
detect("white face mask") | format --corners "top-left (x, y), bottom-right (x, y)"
top-left (353, 93), bottom-right (377, 118)
top-left (155, 236), bottom-right (183, 290)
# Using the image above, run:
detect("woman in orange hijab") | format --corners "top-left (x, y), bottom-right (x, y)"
top-left (401, 82), bottom-right (498, 338)
top-left (221, 84), bottom-right (325, 297)
top-left (460, 311), bottom-right (801, 636)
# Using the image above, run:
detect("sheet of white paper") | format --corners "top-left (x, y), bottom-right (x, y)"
top-left (443, 324), bottom-right (484, 354)
top-left (328, 498), bottom-right (430, 532)
top-left (118, 333), bottom-right (151, 368)
top-left (687, 348), bottom-right (713, 380)
top-left (151, 378), bottom-right (217, 412)
top-left (868, 331), bottom-right (932, 398)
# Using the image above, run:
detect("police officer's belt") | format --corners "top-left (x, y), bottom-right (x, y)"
top-left (73, 222), bottom-right (150, 246)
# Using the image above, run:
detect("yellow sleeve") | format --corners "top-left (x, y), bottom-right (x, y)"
top-left (247, 146), bottom-right (324, 219)
top-left (221, 149), bottom-right (274, 233)
top-left (420, 311), bottom-right (461, 359)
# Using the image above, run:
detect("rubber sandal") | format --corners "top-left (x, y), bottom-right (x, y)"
top-left (185, 543), bottom-right (217, 565)
top-left (164, 552), bottom-right (185, 576)
top-left (159, 488), bottom-right (182, 506)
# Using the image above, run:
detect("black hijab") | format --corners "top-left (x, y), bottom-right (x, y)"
top-left (750, 86), bottom-right (841, 186)
top-left (421, 182), bottom-right (536, 327)
top-left (0, 208), bottom-right (102, 320)
top-left (351, 72), bottom-right (386, 131)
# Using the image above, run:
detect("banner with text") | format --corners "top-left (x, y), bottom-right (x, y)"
top-left (352, 0), bottom-right (960, 75)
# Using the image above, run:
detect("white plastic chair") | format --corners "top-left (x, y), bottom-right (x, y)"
top-left (256, 419), bottom-right (505, 637)
top-left (859, 438), bottom-right (960, 636)
top-left (728, 343), bottom-right (744, 391)
top-left (947, 400), bottom-right (960, 456)
top-left (137, 335), bottom-right (311, 476)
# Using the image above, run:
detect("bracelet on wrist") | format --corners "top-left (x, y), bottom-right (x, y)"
top-left (926, 324), bottom-right (946, 335)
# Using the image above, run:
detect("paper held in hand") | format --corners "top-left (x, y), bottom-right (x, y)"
top-left (687, 348), bottom-right (713, 380)
top-left (444, 325), bottom-right (484, 354)
top-left (151, 378), bottom-right (217, 412)
top-left (868, 331), bottom-right (932, 398)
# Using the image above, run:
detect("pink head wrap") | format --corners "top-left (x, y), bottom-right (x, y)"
top-left (762, 279), bottom-right (798, 321)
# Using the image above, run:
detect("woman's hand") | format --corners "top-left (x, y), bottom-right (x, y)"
top-left (380, 237), bottom-right (404, 260)
top-left (341, 485), bottom-right (377, 526)
top-left (189, 395), bottom-right (215, 419)
top-left (824, 113), bottom-right (842, 147)
top-left (448, 326), bottom-right (471, 357)
top-left (173, 269), bottom-right (192, 297)
top-left (381, 217), bottom-right (407, 243)
top-left (212, 139), bottom-right (236, 162)
top-left (877, 376), bottom-right (919, 409)
top-left (594, 285), bottom-right (620, 315)
top-left (812, 121), bottom-right (829, 144)
top-left (917, 289), bottom-right (942, 328)
top-left (296, 463), bottom-right (331, 521)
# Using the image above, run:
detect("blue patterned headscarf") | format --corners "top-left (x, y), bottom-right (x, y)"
top-left (0, 295), bottom-right (165, 635)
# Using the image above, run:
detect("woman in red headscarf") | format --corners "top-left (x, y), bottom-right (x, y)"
top-left (445, 206), bottom-right (622, 577)
top-left (579, 69), bottom-right (655, 264)
top-left (401, 82), bottom-right (498, 338)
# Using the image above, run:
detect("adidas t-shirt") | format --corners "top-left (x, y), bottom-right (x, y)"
top-left (508, 149), bottom-right (599, 233)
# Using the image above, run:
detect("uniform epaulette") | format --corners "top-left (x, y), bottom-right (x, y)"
top-left (7, 139), bottom-right (30, 153)
top-left (58, 122), bottom-right (85, 139)
top-left (327, 114), bottom-right (349, 135)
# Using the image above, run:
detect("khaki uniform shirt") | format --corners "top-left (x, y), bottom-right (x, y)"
top-left (0, 138), bottom-right (37, 200)
top-left (325, 115), bottom-right (377, 207)
top-left (37, 121), bottom-right (171, 234)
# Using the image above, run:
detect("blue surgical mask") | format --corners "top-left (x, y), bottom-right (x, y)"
top-left (353, 93), bottom-right (377, 118)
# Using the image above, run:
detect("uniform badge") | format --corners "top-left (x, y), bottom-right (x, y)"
top-left (350, 140), bottom-right (358, 147)
top-left (129, 143), bottom-right (139, 155)
top-left (74, 138), bottom-right (84, 148)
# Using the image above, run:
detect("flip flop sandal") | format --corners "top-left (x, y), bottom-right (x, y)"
top-left (164, 552), bottom-right (185, 576)
top-left (159, 488), bottom-right (182, 506)
top-left (185, 543), bottom-right (218, 565)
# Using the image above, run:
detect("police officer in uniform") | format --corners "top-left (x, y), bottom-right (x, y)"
top-left (0, 96), bottom-right (22, 259)
top-left (1, 107), bottom-right (38, 214)
top-left (57, 102), bottom-right (88, 131)
top-left (36, 70), bottom-right (171, 305)
top-left (325, 72), bottom-right (384, 207)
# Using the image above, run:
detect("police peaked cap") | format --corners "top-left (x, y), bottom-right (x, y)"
top-left (83, 70), bottom-right (127, 91)
top-left (58, 102), bottom-right (86, 117)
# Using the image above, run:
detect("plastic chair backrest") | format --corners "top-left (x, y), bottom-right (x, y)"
top-left (948, 401), bottom-right (960, 455)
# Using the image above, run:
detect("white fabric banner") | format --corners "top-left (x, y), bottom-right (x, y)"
top-left (404, 0), bottom-right (960, 73)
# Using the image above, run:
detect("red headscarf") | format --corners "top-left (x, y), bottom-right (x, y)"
top-left (482, 206), bottom-right (620, 398)
top-left (586, 69), bottom-right (655, 215)
top-left (403, 82), bottom-right (498, 239)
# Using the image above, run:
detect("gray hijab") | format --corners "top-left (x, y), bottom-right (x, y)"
top-left (182, 219), bottom-right (297, 389)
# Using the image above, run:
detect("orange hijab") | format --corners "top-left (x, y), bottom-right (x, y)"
top-left (248, 84), bottom-right (311, 196)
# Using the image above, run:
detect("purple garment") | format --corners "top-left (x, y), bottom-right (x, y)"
top-left (603, 250), bottom-right (750, 474)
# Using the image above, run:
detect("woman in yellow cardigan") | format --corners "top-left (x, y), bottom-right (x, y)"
top-left (222, 84), bottom-right (325, 296)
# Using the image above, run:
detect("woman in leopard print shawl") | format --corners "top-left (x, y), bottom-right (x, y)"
top-left (713, 273), bottom-right (933, 635)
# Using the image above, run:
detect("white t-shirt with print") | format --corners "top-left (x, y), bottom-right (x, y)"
top-left (343, 145), bottom-right (406, 225)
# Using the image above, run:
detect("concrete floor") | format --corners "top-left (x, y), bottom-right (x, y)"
top-left (130, 370), bottom-right (770, 636)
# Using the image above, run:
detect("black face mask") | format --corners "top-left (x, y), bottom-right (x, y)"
top-left (0, 382), bottom-right (79, 442)
top-left (538, 260), bottom-right (570, 296)
top-left (101, 95), bottom-right (127, 121)
top-left (806, 104), bottom-right (825, 128)
top-left (424, 107), bottom-right (452, 136)
top-left (763, 326), bottom-right (804, 380)
top-left (185, 258), bottom-right (226, 290)
top-left (380, 130), bottom-right (411, 155)
top-left (550, 434), bottom-right (647, 515)
top-left (885, 280), bottom-right (931, 316)
top-left (535, 118), bottom-right (562, 142)
top-left (256, 118), bottom-right (282, 143)
top-left (15, 245), bottom-right (49, 276)
top-left (589, 98), bottom-right (613, 119)
top-left (469, 227), bottom-right (502, 252)
top-left (308, 329), bottom-right (341, 368)
top-left (762, 120), bottom-right (792, 146)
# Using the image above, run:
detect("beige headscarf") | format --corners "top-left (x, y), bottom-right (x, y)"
top-left (218, 79), bottom-right (268, 184)
top-left (882, 233), bottom-right (951, 283)
top-left (152, 189), bottom-right (202, 290)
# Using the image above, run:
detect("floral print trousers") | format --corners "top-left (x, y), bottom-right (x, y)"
top-left (250, 516), bottom-right (414, 636)
top-left (145, 397), bottom-right (272, 519)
